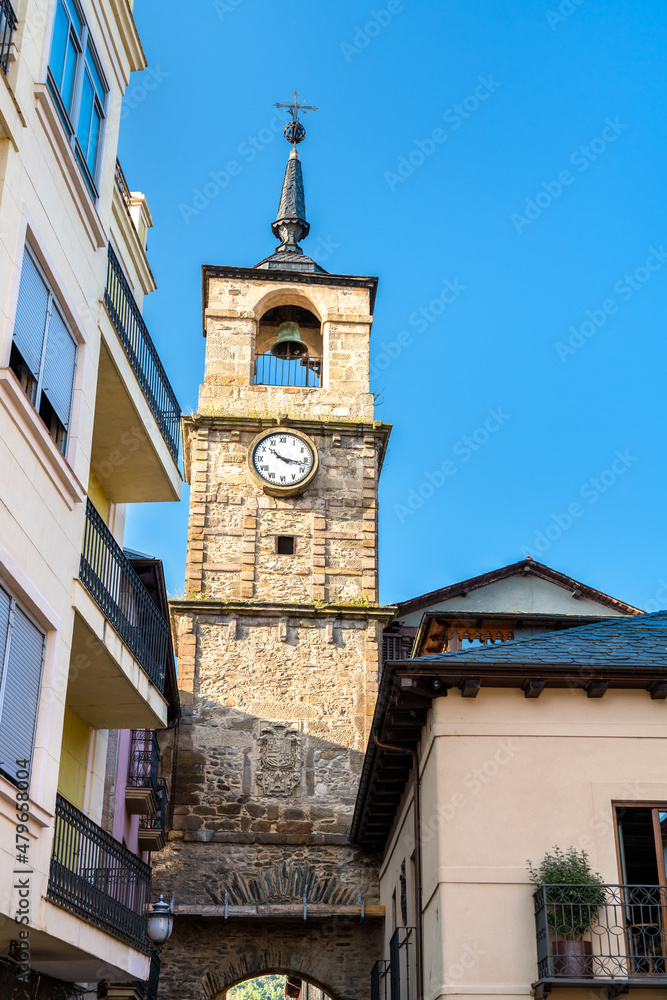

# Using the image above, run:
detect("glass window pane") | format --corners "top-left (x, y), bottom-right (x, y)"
top-left (85, 45), bottom-right (106, 104)
top-left (48, 2), bottom-right (69, 85)
top-left (61, 34), bottom-right (78, 114)
top-left (63, 0), bottom-right (82, 37)
top-left (87, 105), bottom-right (101, 174)
top-left (77, 72), bottom-right (94, 158)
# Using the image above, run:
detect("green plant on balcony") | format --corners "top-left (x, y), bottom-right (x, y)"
top-left (528, 846), bottom-right (607, 938)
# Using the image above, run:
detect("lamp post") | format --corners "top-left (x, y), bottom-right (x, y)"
top-left (146, 893), bottom-right (174, 952)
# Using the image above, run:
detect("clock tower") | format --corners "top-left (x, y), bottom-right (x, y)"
top-left (155, 98), bottom-right (394, 1000)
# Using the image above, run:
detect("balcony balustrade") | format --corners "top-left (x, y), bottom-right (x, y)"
top-left (254, 351), bottom-right (321, 388)
top-left (80, 500), bottom-right (168, 694)
top-left (534, 883), bottom-right (667, 993)
top-left (115, 158), bottom-right (133, 214)
top-left (104, 244), bottom-right (180, 462)
top-left (371, 928), bottom-right (414, 1000)
top-left (126, 729), bottom-right (160, 815)
top-left (47, 794), bottom-right (151, 949)
top-left (0, 0), bottom-right (16, 75)
top-left (138, 779), bottom-right (168, 852)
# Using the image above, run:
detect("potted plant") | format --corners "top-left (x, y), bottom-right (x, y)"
top-left (528, 847), bottom-right (607, 977)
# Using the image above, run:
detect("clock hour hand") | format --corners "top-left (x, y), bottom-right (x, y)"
top-left (269, 447), bottom-right (303, 466)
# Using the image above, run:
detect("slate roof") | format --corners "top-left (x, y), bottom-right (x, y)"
top-left (409, 608), bottom-right (667, 670)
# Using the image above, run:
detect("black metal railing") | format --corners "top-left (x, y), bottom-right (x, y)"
top-left (104, 245), bottom-right (180, 462)
top-left (254, 351), bottom-right (321, 388)
top-left (80, 500), bottom-right (168, 693)
top-left (385, 927), bottom-right (415, 1000)
top-left (115, 158), bottom-right (133, 213)
top-left (371, 960), bottom-right (390, 1000)
top-left (0, 0), bottom-right (16, 75)
top-left (47, 794), bottom-right (151, 949)
top-left (140, 779), bottom-right (168, 838)
top-left (534, 884), bottom-right (667, 983)
top-left (128, 729), bottom-right (160, 794)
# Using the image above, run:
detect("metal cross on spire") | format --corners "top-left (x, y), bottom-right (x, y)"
top-left (274, 91), bottom-right (317, 145)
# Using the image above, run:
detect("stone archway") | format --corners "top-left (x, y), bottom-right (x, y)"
top-left (157, 916), bottom-right (381, 1000)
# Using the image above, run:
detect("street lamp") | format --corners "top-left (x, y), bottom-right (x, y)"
top-left (146, 893), bottom-right (174, 951)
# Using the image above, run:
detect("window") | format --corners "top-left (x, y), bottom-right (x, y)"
top-left (10, 247), bottom-right (78, 456)
top-left (47, 0), bottom-right (107, 197)
top-left (617, 806), bottom-right (667, 885)
top-left (0, 584), bottom-right (46, 786)
top-left (276, 536), bottom-right (295, 555)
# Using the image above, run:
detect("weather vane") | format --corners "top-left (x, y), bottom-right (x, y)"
top-left (274, 91), bottom-right (317, 145)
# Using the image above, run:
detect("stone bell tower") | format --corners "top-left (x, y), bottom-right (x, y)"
top-left (154, 98), bottom-right (394, 1000)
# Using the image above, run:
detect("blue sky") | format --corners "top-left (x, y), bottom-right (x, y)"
top-left (120, 0), bottom-right (667, 612)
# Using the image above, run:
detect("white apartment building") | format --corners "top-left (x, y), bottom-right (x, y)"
top-left (0, 1), bottom-right (181, 996)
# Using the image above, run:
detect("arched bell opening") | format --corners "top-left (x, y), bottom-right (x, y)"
top-left (254, 304), bottom-right (322, 388)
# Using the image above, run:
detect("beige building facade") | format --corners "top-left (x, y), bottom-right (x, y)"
top-left (0, 0), bottom-right (180, 995)
top-left (354, 598), bottom-right (667, 1000)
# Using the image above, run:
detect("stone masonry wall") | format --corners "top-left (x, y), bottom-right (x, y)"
top-left (168, 607), bottom-right (391, 836)
top-left (183, 420), bottom-right (384, 605)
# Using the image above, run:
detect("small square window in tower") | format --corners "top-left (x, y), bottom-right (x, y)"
top-left (276, 536), bottom-right (295, 555)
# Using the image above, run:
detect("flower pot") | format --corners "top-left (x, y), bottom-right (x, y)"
top-left (553, 939), bottom-right (593, 977)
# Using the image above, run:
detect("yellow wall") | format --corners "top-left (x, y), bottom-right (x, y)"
top-left (87, 470), bottom-right (110, 524)
top-left (57, 706), bottom-right (90, 810)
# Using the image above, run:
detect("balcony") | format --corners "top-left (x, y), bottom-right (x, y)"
top-left (0, 0), bottom-right (16, 76)
top-left (105, 244), bottom-right (179, 461)
top-left (126, 730), bottom-right (159, 815)
top-left (47, 794), bottom-right (151, 950)
top-left (533, 884), bottom-right (667, 996)
top-left (138, 779), bottom-right (168, 852)
top-left (93, 245), bottom-right (181, 503)
top-left (103, 950), bottom-right (161, 1000)
top-left (67, 501), bottom-right (169, 729)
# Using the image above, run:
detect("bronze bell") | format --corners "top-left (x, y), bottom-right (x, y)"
top-left (270, 321), bottom-right (308, 359)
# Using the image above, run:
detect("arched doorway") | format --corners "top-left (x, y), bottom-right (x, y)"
top-left (221, 972), bottom-right (334, 1000)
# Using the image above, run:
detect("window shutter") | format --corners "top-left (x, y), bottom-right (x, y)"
top-left (0, 605), bottom-right (45, 784)
top-left (42, 303), bottom-right (77, 429)
top-left (13, 250), bottom-right (49, 378)
top-left (0, 585), bottom-right (10, 687)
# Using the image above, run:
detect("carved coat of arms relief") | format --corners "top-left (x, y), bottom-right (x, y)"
top-left (255, 723), bottom-right (301, 796)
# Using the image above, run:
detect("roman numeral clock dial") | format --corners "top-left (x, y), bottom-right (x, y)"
top-left (247, 429), bottom-right (319, 497)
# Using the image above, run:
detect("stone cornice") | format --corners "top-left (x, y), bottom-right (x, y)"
top-left (181, 413), bottom-right (392, 483)
top-left (170, 598), bottom-right (396, 624)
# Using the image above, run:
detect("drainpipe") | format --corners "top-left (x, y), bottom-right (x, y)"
top-left (374, 734), bottom-right (423, 1000)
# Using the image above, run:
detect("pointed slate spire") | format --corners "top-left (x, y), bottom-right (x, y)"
top-left (271, 146), bottom-right (310, 253)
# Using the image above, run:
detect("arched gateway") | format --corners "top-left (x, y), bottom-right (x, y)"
top-left (152, 104), bottom-right (393, 1000)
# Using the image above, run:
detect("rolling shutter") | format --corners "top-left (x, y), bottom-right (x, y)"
top-left (12, 250), bottom-right (49, 377)
top-left (0, 602), bottom-right (45, 785)
top-left (0, 586), bottom-right (10, 689)
top-left (42, 303), bottom-right (77, 429)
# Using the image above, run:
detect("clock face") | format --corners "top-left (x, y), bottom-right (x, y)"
top-left (252, 432), bottom-right (315, 488)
